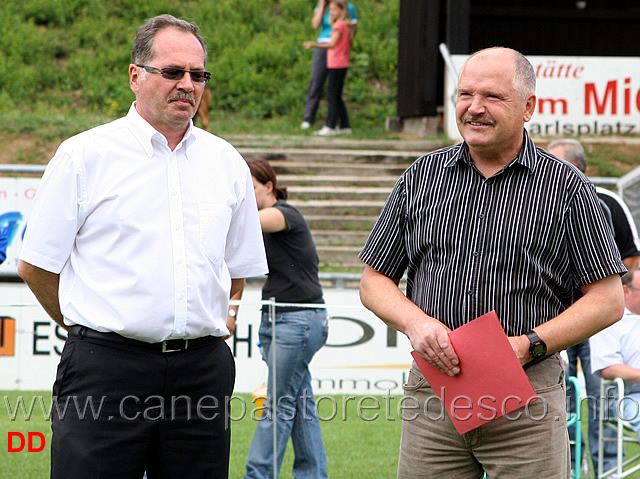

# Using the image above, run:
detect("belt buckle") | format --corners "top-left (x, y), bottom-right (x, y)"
top-left (162, 339), bottom-right (188, 353)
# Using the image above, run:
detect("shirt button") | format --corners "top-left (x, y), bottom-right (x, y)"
top-left (467, 290), bottom-right (473, 295)
top-left (473, 251), bottom-right (479, 257)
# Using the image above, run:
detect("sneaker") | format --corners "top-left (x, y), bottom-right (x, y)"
top-left (300, 121), bottom-right (311, 130)
top-left (338, 127), bottom-right (352, 135)
top-left (315, 126), bottom-right (337, 136)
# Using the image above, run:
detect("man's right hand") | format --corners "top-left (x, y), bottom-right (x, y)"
top-left (359, 265), bottom-right (460, 376)
top-left (407, 318), bottom-right (460, 376)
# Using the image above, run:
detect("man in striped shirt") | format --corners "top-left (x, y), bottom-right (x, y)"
top-left (359, 47), bottom-right (626, 478)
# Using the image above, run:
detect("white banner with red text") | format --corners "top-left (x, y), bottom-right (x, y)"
top-left (445, 55), bottom-right (640, 140)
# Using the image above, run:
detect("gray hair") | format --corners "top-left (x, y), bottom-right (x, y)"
top-left (131, 14), bottom-right (207, 66)
top-left (513, 51), bottom-right (536, 99)
top-left (465, 47), bottom-right (536, 99)
top-left (547, 139), bottom-right (587, 173)
top-left (622, 268), bottom-right (640, 289)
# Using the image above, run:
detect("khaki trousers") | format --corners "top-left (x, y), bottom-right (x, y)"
top-left (397, 353), bottom-right (569, 479)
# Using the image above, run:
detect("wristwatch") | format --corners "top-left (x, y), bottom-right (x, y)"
top-left (525, 330), bottom-right (547, 359)
top-left (228, 309), bottom-right (237, 318)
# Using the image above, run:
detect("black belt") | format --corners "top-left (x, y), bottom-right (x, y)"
top-left (68, 325), bottom-right (219, 353)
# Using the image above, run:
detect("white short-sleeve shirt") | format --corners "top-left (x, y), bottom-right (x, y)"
top-left (20, 103), bottom-right (268, 342)
top-left (590, 308), bottom-right (640, 374)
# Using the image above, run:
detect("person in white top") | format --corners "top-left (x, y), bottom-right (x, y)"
top-left (548, 138), bottom-right (640, 473)
top-left (591, 268), bottom-right (640, 444)
top-left (17, 14), bottom-right (267, 479)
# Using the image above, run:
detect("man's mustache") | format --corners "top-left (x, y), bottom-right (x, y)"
top-left (168, 93), bottom-right (195, 105)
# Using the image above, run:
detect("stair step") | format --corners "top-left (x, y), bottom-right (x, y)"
top-left (279, 174), bottom-right (400, 187)
top-left (290, 186), bottom-right (392, 193)
top-left (288, 186), bottom-right (392, 201)
top-left (304, 215), bottom-right (378, 231)
top-left (231, 135), bottom-right (443, 152)
top-left (316, 245), bottom-right (363, 265)
top-left (268, 161), bottom-right (409, 177)
top-left (240, 147), bottom-right (422, 164)
top-left (290, 200), bottom-right (384, 207)
top-left (312, 230), bottom-right (371, 247)
top-left (268, 161), bottom-right (409, 170)
top-left (231, 142), bottom-right (442, 272)
top-left (290, 200), bottom-right (384, 217)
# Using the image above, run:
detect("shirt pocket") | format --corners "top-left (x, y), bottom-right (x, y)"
top-left (199, 203), bottom-right (232, 265)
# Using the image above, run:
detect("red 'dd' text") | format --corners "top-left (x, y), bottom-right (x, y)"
top-left (7, 432), bottom-right (45, 452)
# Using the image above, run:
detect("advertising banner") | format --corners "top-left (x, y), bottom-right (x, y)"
top-left (445, 55), bottom-right (640, 141)
top-left (0, 178), bottom-right (37, 276)
top-left (0, 284), bottom-right (412, 395)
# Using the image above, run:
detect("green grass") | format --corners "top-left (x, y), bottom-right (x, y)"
top-left (0, 391), bottom-right (402, 478)
top-left (576, 400), bottom-right (640, 478)
top-left (1, 391), bottom-right (52, 478)
top-left (583, 143), bottom-right (640, 178)
top-left (0, 0), bottom-right (404, 169)
top-left (6, 390), bottom-right (640, 478)
top-left (0, 1), bottom-right (399, 127)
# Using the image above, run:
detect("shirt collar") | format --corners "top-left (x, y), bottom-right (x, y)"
top-left (445, 130), bottom-right (538, 174)
top-left (126, 102), bottom-right (196, 158)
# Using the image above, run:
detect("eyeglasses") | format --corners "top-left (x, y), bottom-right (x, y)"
top-left (136, 64), bottom-right (211, 83)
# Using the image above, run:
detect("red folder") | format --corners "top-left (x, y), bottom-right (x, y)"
top-left (411, 310), bottom-right (538, 434)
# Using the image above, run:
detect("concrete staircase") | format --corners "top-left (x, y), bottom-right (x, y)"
top-left (235, 138), bottom-right (444, 271)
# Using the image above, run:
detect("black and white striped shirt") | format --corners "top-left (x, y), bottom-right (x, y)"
top-left (359, 131), bottom-right (626, 336)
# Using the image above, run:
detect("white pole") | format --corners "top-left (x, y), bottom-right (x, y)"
top-left (269, 297), bottom-right (277, 479)
top-left (438, 42), bottom-right (459, 88)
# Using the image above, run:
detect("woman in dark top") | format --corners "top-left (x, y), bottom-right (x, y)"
top-left (244, 158), bottom-right (329, 479)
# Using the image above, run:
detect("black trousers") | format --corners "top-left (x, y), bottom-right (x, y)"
top-left (50, 328), bottom-right (235, 479)
top-left (326, 67), bottom-right (350, 129)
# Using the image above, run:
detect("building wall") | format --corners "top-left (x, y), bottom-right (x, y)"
top-left (398, 0), bottom-right (640, 119)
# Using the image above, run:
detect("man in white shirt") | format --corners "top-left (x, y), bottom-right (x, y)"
top-left (591, 268), bottom-right (640, 441)
top-left (18, 14), bottom-right (268, 479)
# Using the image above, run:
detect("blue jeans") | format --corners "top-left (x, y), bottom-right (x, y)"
top-left (245, 308), bottom-right (329, 479)
top-left (622, 392), bottom-right (640, 438)
top-left (566, 340), bottom-right (618, 473)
